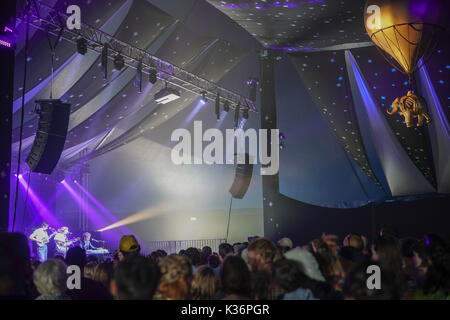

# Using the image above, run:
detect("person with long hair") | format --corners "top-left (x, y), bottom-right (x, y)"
top-left (93, 261), bottom-right (114, 291)
top-left (190, 266), bottom-right (217, 300)
top-left (312, 239), bottom-right (345, 289)
top-left (220, 255), bottom-right (251, 300)
top-left (413, 234), bottom-right (450, 299)
top-left (371, 235), bottom-right (407, 297)
top-left (154, 255), bottom-right (192, 300)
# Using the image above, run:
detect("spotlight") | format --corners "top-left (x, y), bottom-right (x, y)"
top-left (113, 54), bottom-right (124, 71)
top-left (154, 86), bottom-right (180, 104)
top-left (148, 68), bottom-right (157, 84)
top-left (200, 91), bottom-right (207, 105)
top-left (76, 38), bottom-right (87, 55)
top-left (101, 43), bottom-right (108, 80)
top-left (215, 93), bottom-right (220, 120)
top-left (73, 180), bottom-right (78, 184)
top-left (223, 100), bottom-right (230, 112)
top-left (135, 60), bottom-right (142, 93)
top-left (60, 179), bottom-right (66, 184)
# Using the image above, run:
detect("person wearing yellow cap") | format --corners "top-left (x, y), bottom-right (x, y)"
top-left (118, 235), bottom-right (141, 261)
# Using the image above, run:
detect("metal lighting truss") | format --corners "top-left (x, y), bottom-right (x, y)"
top-left (17, 0), bottom-right (257, 112)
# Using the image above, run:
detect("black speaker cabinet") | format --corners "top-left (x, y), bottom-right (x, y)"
top-left (229, 153), bottom-right (254, 199)
top-left (26, 99), bottom-right (71, 174)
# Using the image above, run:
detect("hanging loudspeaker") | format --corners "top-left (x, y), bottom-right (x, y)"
top-left (229, 153), bottom-right (253, 199)
top-left (25, 99), bottom-right (71, 174)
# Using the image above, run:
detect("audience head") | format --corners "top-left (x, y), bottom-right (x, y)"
top-left (208, 254), bottom-right (220, 269)
top-left (344, 260), bottom-right (401, 300)
top-left (119, 235), bottom-right (141, 261)
top-left (343, 234), bottom-right (365, 251)
top-left (93, 261), bottom-right (114, 290)
top-left (419, 234), bottom-right (450, 296)
top-left (185, 247), bottom-right (201, 267)
top-left (218, 243), bottom-right (234, 260)
top-left (202, 246), bottom-right (212, 257)
top-left (321, 234), bottom-right (339, 254)
top-left (277, 237), bottom-right (293, 254)
top-left (220, 255), bottom-right (251, 298)
top-left (313, 239), bottom-right (345, 283)
top-left (65, 247), bottom-right (86, 271)
top-left (83, 261), bottom-right (97, 279)
top-left (0, 233), bottom-right (33, 298)
top-left (190, 266), bottom-right (217, 300)
top-left (112, 256), bottom-right (160, 300)
top-left (247, 238), bottom-right (281, 273)
top-left (33, 259), bottom-right (68, 297)
top-left (156, 255), bottom-right (192, 300)
top-left (272, 258), bottom-right (305, 295)
top-left (372, 235), bottom-right (402, 271)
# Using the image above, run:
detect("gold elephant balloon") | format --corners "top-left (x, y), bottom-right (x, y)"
top-left (364, 0), bottom-right (448, 75)
top-left (387, 91), bottom-right (431, 127)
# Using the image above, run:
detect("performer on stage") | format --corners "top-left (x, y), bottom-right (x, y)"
top-left (79, 232), bottom-right (97, 251)
top-left (29, 222), bottom-right (56, 262)
top-left (54, 227), bottom-right (79, 257)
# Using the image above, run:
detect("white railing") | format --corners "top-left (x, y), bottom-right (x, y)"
top-left (144, 239), bottom-right (226, 255)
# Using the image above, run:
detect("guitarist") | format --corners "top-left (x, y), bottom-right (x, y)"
top-left (29, 222), bottom-right (56, 262)
top-left (54, 227), bottom-right (80, 257)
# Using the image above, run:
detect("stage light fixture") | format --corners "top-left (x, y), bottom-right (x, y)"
top-left (76, 38), bottom-right (87, 55)
top-left (215, 93), bottom-right (220, 120)
top-left (154, 86), bottom-right (180, 104)
top-left (200, 91), bottom-right (207, 105)
top-left (135, 60), bottom-right (142, 93)
top-left (223, 100), bottom-right (230, 112)
top-left (149, 68), bottom-right (157, 84)
top-left (113, 54), bottom-right (124, 71)
top-left (101, 43), bottom-right (108, 80)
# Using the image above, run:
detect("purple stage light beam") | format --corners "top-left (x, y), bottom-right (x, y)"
top-left (17, 175), bottom-right (61, 227)
top-left (73, 181), bottom-right (128, 235)
top-left (61, 180), bottom-right (109, 228)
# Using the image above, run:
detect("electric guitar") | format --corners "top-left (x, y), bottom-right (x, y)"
top-left (55, 237), bottom-right (81, 252)
top-left (33, 232), bottom-right (57, 247)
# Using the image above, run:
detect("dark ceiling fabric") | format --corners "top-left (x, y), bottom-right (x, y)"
top-left (12, 0), bottom-right (176, 143)
top-left (350, 46), bottom-right (437, 188)
top-left (13, 0), bottom-right (127, 101)
top-left (152, 23), bottom-right (216, 69)
top-left (421, 37), bottom-right (450, 124)
top-left (288, 51), bottom-right (383, 190)
top-left (192, 39), bottom-right (250, 82)
top-left (206, 0), bottom-right (367, 49)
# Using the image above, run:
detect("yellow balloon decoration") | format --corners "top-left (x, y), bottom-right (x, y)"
top-left (364, 0), bottom-right (447, 76)
top-left (364, 0), bottom-right (448, 127)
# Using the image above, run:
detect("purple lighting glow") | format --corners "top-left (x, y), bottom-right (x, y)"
top-left (61, 181), bottom-right (109, 229)
top-left (17, 176), bottom-right (60, 227)
top-left (74, 182), bottom-right (129, 235)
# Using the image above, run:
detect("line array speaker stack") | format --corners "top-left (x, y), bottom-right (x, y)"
top-left (26, 99), bottom-right (71, 174)
top-left (229, 153), bottom-right (254, 199)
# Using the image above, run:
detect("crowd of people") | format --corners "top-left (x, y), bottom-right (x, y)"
top-left (0, 227), bottom-right (449, 300)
